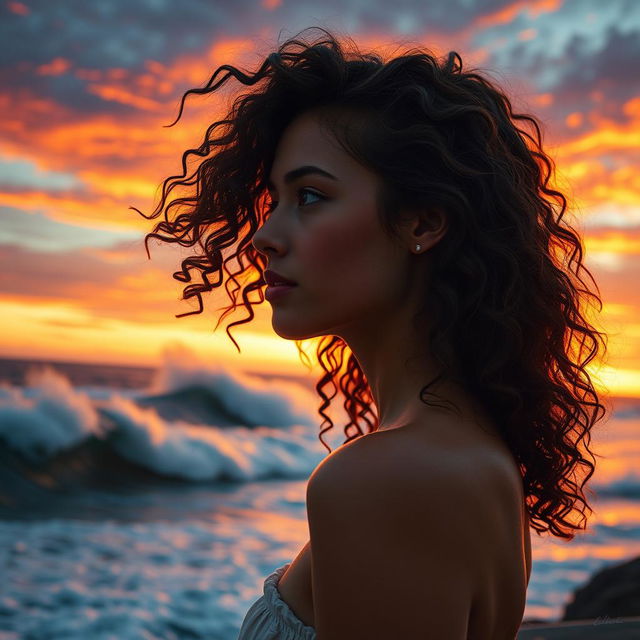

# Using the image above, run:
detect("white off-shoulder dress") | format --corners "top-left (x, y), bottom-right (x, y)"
top-left (237, 563), bottom-right (316, 640)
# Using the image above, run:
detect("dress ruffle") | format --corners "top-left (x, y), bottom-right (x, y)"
top-left (262, 563), bottom-right (316, 640)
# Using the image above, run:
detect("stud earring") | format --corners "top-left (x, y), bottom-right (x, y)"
top-left (415, 244), bottom-right (422, 251)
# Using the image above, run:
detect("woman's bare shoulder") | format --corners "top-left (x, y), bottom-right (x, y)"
top-left (308, 419), bottom-right (526, 570)
top-left (311, 420), bottom-right (521, 495)
top-left (309, 424), bottom-right (515, 530)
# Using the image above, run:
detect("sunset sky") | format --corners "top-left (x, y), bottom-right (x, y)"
top-left (1, 0), bottom-right (639, 396)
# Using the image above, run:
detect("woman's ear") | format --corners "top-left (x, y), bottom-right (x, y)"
top-left (404, 207), bottom-right (448, 252)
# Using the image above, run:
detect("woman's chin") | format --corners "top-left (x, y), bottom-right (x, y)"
top-left (273, 328), bottom-right (316, 341)
top-left (271, 321), bottom-right (324, 342)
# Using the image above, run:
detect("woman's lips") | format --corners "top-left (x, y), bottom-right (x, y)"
top-left (265, 284), bottom-right (297, 302)
top-left (264, 269), bottom-right (298, 287)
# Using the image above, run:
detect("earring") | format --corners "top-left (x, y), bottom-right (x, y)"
top-left (415, 244), bottom-right (421, 251)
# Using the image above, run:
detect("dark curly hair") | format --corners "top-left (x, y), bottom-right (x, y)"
top-left (135, 26), bottom-right (610, 540)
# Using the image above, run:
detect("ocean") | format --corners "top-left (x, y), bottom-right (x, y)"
top-left (0, 354), bottom-right (638, 639)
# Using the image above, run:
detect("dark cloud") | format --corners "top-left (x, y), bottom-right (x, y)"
top-left (1, 0), bottom-right (637, 162)
top-left (2, 0), bottom-right (230, 70)
top-left (0, 238), bottom-right (190, 322)
top-left (519, 23), bottom-right (640, 129)
top-left (0, 0), bottom-right (533, 72)
top-left (3, 71), bottom-right (132, 116)
top-left (0, 207), bottom-right (139, 252)
top-left (0, 239), bottom-right (142, 293)
top-left (5, 234), bottom-right (172, 283)
top-left (565, 24), bottom-right (640, 110)
top-left (2, 0), bottom-right (625, 125)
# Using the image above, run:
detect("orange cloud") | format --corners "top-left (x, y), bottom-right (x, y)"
top-left (565, 112), bottom-right (583, 128)
top-left (551, 105), bottom-right (640, 211)
top-left (533, 93), bottom-right (554, 107)
top-left (586, 230), bottom-right (640, 255)
top-left (0, 190), bottom-right (142, 232)
top-left (37, 58), bottom-right (71, 76)
top-left (476, 0), bottom-right (561, 28)
top-left (519, 28), bottom-right (537, 41)
top-left (86, 84), bottom-right (162, 111)
top-left (7, 1), bottom-right (29, 16)
top-left (559, 118), bottom-right (640, 156)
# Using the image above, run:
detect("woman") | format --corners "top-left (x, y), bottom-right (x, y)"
top-left (137, 27), bottom-right (608, 640)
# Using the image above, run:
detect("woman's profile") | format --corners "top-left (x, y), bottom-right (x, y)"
top-left (136, 26), bottom-right (608, 640)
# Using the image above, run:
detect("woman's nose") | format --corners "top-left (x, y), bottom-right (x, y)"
top-left (251, 227), bottom-right (272, 256)
top-left (252, 219), bottom-right (286, 257)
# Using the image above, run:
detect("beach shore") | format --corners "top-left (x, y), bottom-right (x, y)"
top-left (517, 616), bottom-right (640, 639)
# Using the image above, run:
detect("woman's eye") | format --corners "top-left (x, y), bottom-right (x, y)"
top-left (298, 188), bottom-right (324, 207)
top-left (265, 188), bottom-right (324, 213)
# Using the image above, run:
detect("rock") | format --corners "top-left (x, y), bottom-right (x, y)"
top-left (561, 555), bottom-right (640, 620)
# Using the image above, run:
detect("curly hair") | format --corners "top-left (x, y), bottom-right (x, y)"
top-left (135, 26), bottom-right (609, 540)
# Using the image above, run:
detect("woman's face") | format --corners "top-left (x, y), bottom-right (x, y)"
top-left (252, 109), bottom-right (413, 342)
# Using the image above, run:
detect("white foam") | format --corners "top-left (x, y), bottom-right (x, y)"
top-left (0, 366), bottom-right (102, 461)
top-left (0, 347), bottom-right (334, 481)
top-left (99, 395), bottom-right (325, 481)
top-left (147, 341), bottom-right (319, 429)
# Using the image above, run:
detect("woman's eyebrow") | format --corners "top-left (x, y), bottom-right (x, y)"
top-left (267, 165), bottom-right (338, 190)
